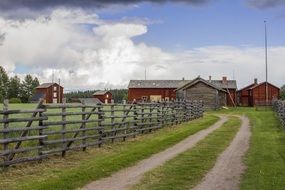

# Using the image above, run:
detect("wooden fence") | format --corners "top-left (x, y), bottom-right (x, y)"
top-left (273, 100), bottom-right (285, 128)
top-left (0, 100), bottom-right (203, 167)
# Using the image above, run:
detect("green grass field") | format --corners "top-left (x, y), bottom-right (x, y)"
top-left (0, 114), bottom-right (218, 190)
top-left (132, 117), bottom-right (241, 190)
top-left (1, 105), bottom-right (285, 190)
top-left (216, 107), bottom-right (285, 190)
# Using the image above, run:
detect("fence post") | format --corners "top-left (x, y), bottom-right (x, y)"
top-left (133, 103), bottom-right (138, 138)
top-left (61, 98), bottom-right (67, 156)
top-left (81, 100), bottom-right (88, 151)
top-left (122, 101), bottom-right (127, 141)
top-left (140, 104), bottom-right (145, 134)
top-left (2, 99), bottom-right (9, 167)
top-left (38, 98), bottom-right (46, 162)
top-left (98, 103), bottom-right (104, 147)
top-left (111, 103), bottom-right (115, 143)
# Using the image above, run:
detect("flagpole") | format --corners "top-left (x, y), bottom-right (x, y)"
top-left (264, 20), bottom-right (268, 104)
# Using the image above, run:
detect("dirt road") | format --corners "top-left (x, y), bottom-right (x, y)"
top-left (192, 115), bottom-right (251, 190)
top-left (82, 116), bottom-right (228, 190)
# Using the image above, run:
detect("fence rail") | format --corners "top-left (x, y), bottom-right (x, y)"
top-left (0, 100), bottom-right (203, 167)
top-left (273, 100), bottom-right (285, 128)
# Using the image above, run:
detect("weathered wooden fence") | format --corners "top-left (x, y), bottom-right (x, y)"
top-left (273, 100), bottom-right (285, 128)
top-left (0, 100), bottom-right (203, 167)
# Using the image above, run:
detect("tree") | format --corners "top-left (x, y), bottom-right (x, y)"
top-left (20, 74), bottom-right (35, 103)
top-left (0, 66), bottom-right (9, 101)
top-left (8, 75), bottom-right (21, 98)
top-left (280, 85), bottom-right (285, 100)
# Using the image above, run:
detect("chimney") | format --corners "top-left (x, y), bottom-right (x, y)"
top-left (254, 78), bottom-right (258, 85)
top-left (222, 76), bottom-right (227, 85)
top-left (182, 77), bottom-right (185, 81)
top-left (209, 76), bottom-right (212, 82)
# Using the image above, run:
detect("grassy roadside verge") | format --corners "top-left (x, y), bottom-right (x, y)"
top-left (239, 109), bottom-right (285, 190)
top-left (214, 108), bottom-right (285, 190)
top-left (0, 115), bottom-right (218, 190)
top-left (132, 117), bottom-right (241, 190)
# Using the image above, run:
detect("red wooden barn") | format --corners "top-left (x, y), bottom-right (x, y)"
top-left (237, 79), bottom-right (280, 106)
top-left (33, 83), bottom-right (64, 103)
top-left (128, 77), bottom-right (237, 106)
top-left (93, 91), bottom-right (112, 103)
top-left (128, 80), bottom-right (190, 102)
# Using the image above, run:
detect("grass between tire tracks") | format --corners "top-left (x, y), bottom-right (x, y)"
top-left (215, 108), bottom-right (285, 190)
top-left (132, 117), bottom-right (241, 190)
top-left (0, 115), bottom-right (218, 190)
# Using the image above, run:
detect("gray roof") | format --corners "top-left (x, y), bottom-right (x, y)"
top-left (79, 98), bottom-right (102, 104)
top-left (128, 80), bottom-right (191, 89)
top-left (128, 79), bottom-right (237, 90)
top-left (176, 77), bottom-right (227, 92)
top-left (210, 80), bottom-right (237, 89)
top-left (93, 90), bottom-right (110, 96)
top-left (36, 83), bottom-right (63, 88)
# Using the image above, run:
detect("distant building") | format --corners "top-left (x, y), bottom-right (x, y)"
top-left (93, 91), bottom-right (112, 103)
top-left (127, 76), bottom-right (237, 109)
top-left (33, 83), bottom-right (64, 103)
top-left (128, 80), bottom-right (189, 102)
top-left (238, 79), bottom-right (280, 106)
top-left (176, 76), bottom-right (237, 109)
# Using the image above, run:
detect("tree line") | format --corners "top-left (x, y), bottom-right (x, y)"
top-left (0, 66), bottom-right (40, 103)
top-left (64, 89), bottom-right (128, 103)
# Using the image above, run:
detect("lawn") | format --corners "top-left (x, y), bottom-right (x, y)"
top-left (0, 114), bottom-right (218, 190)
top-left (216, 107), bottom-right (285, 190)
top-left (132, 117), bottom-right (241, 190)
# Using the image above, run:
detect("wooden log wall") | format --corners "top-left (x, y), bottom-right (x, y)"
top-left (0, 100), bottom-right (203, 167)
top-left (273, 100), bottom-right (285, 128)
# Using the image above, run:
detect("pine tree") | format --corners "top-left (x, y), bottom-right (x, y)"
top-left (0, 66), bottom-right (9, 102)
top-left (20, 74), bottom-right (35, 103)
top-left (8, 75), bottom-right (21, 98)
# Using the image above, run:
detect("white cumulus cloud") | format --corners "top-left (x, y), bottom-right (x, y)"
top-left (0, 8), bottom-right (284, 91)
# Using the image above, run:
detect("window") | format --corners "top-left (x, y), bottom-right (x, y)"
top-left (142, 96), bottom-right (148, 102)
top-left (106, 94), bottom-right (109, 98)
top-left (53, 86), bottom-right (57, 91)
top-left (53, 92), bottom-right (57, 98)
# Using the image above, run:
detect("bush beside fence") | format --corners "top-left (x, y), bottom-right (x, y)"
top-left (0, 100), bottom-right (203, 167)
top-left (273, 100), bottom-right (285, 127)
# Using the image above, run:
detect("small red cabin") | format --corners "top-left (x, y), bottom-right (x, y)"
top-left (238, 79), bottom-right (280, 106)
top-left (34, 83), bottom-right (64, 104)
top-left (128, 80), bottom-right (189, 102)
top-left (93, 91), bottom-right (112, 103)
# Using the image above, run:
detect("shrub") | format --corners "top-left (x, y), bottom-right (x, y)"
top-left (9, 98), bottom-right (22, 103)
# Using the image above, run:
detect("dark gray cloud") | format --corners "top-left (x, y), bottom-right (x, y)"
top-left (247, 0), bottom-right (285, 8)
top-left (0, 0), bottom-right (210, 10)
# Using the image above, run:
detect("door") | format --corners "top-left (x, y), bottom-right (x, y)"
top-left (150, 95), bottom-right (162, 102)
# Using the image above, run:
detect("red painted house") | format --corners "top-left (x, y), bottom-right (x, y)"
top-left (128, 80), bottom-right (190, 102)
top-left (128, 77), bottom-right (237, 106)
top-left (238, 79), bottom-right (280, 106)
top-left (237, 79), bottom-right (258, 106)
top-left (33, 83), bottom-right (64, 103)
top-left (93, 91), bottom-right (112, 103)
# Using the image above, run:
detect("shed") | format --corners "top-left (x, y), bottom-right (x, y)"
top-left (93, 91), bottom-right (112, 103)
top-left (248, 82), bottom-right (280, 106)
top-left (176, 77), bottom-right (227, 110)
top-left (237, 79), bottom-right (258, 106)
top-left (33, 83), bottom-right (64, 104)
top-left (128, 80), bottom-right (190, 102)
top-left (238, 79), bottom-right (280, 106)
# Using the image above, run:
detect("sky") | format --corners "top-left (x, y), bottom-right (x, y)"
top-left (0, 0), bottom-right (285, 91)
